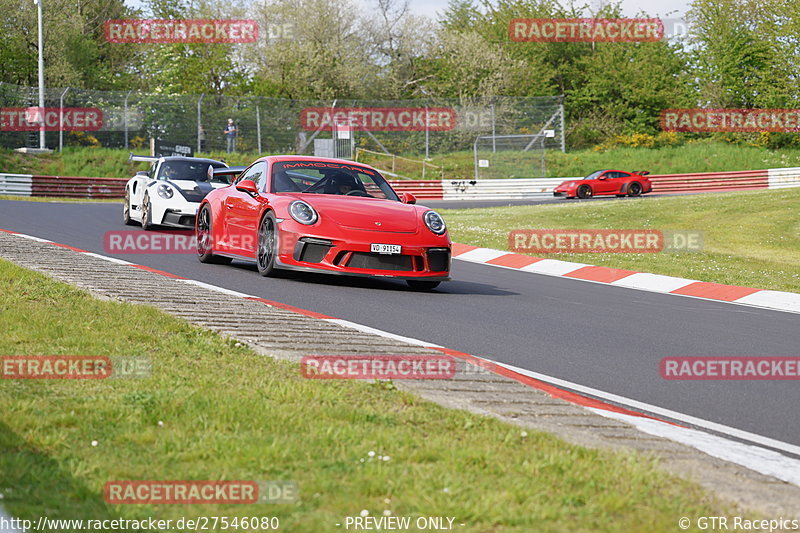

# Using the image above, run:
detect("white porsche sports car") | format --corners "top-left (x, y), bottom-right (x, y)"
top-left (123, 154), bottom-right (237, 230)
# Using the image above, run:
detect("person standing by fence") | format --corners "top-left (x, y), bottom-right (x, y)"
top-left (224, 118), bottom-right (237, 153)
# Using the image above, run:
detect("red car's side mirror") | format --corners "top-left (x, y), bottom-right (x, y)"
top-left (235, 179), bottom-right (258, 195)
top-left (401, 192), bottom-right (417, 204)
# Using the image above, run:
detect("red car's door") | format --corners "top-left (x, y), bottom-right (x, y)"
top-left (596, 171), bottom-right (623, 194)
top-left (224, 162), bottom-right (267, 256)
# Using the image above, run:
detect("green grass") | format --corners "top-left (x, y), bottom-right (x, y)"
top-left (0, 147), bottom-right (266, 179)
top-left (0, 259), bottom-right (723, 531)
top-left (5, 141), bottom-right (800, 181)
top-left (443, 188), bottom-right (800, 293)
top-left (359, 141), bottom-right (800, 179)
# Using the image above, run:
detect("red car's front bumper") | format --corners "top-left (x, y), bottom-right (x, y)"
top-left (274, 220), bottom-right (451, 280)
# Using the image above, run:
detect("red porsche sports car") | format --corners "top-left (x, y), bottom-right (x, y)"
top-left (196, 156), bottom-right (451, 290)
top-left (553, 170), bottom-right (652, 199)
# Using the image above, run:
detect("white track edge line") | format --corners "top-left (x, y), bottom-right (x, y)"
top-left (324, 318), bottom-right (443, 348)
top-left (81, 252), bottom-right (133, 265)
top-left (11, 233), bottom-right (51, 243)
top-left (587, 407), bottom-right (800, 487)
top-left (329, 312), bottom-right (800, 476)
top-left (493, 359), bottom-right (800, 457)
top-left (177, 279), bottom-right (257, 299)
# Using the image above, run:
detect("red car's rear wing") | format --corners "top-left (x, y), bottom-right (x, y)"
top-left (632, 170), bottom-right (651, 176)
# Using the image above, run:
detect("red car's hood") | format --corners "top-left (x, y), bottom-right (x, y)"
top-left (557, 179), bottom-right (581, 186)
top-left (287, 195), bottom-right (420, 233)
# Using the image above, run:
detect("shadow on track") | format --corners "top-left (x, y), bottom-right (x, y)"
top-left (225, 261), bottom-right (517, 296)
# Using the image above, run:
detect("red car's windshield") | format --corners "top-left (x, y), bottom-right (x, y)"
top-left (583, 170), bottom-right (604, 180)
top-left (270, 161), bottom-right (400, 201)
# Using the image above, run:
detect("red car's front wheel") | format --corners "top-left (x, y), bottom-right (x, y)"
top-left (197, 205), bottom-right (232, 265)
top-left (577, 185), bottom-right (593, 199)
top-left (257, 212), bottom-right (279, 277)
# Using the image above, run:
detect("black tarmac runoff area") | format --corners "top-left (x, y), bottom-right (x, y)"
top-left (1, 198), bottom-right (798, 453)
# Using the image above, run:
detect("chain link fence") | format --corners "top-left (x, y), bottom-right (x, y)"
top-left (0, 83), bottom-right (565, 160)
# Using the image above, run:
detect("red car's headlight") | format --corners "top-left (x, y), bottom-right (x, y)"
top-left (423, 210), bottom-right (447, 235)
top-left (289, 200), bottom-right (318, 225)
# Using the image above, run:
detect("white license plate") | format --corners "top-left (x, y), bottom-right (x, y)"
top-left (371, 243), bottom-right (402, 255)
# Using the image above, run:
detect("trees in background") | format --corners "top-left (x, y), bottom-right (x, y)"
top-left (0, 0), bottom-right (134, 88)
top-left (0, 0), bottom-right (798, 147)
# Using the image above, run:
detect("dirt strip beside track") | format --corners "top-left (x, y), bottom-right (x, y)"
top-left (1, 231), bottom-right (799, 518)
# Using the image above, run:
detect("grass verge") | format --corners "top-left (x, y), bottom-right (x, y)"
top-left (0, 259), bottom-right (720, 531)
top-left (0, 148), bottom-right (266, 180)
top-left (443, 188), bottom-right (800, 293)
top-left (359, 141), bottom-right (800, 180)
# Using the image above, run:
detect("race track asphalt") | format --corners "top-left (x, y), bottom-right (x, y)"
top-left (1, 198), bottom-right (798, 452)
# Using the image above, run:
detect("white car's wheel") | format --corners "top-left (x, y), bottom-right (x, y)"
top-left (123, 190), bottom-right (137, 226)
top-left (141, 193), bottom-right (155, 231)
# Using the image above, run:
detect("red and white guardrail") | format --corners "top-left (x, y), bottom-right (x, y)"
top-left (0, 174), bottom-right (125, 198)
top-left (1, 166), bottom-right (800, 199)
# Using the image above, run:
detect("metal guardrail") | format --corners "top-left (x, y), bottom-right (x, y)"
top-left (388, 180), bottom-right (444, 200)
top-left (767, 167), bottom-right (800, 189)
top-left (30, 176), bottom-right (126, 198)
top-left (2, 167), bottom-right (799, 201)
top-left (650, 170), bottom-right (769, 193)
top-left (0, 174), bottom-right (33, 196)
top-left (443, 178), bottom-right (568, 200)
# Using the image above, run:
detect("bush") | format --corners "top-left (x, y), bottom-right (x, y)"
top-left (66, 131), bottom-right (102, 148)
top-left (591, 132), bottom-right (685, 152)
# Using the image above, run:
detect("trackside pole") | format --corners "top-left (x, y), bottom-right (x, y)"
top-left (59, 87), bottom-right (69, 152)
top-left (256, 105), bottom-right (262, 153)
top-left (197, 94), bottom-right (204, 154)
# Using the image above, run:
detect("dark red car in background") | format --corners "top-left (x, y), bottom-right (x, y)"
top-left (553, 170), bottom-right (652, 199)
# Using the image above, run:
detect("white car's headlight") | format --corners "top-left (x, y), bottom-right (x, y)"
top-left (423, 210), bottom-right (446, 235)
top-left (157, 184), bottom-right (174, 199)
top-left (289, 200), bottom-right (318, 225)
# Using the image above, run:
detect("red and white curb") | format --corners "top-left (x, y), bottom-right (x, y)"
top-left (451, 243), bottom-right (800, 315)
top-left (2, 228), bottom-right (800, 487)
